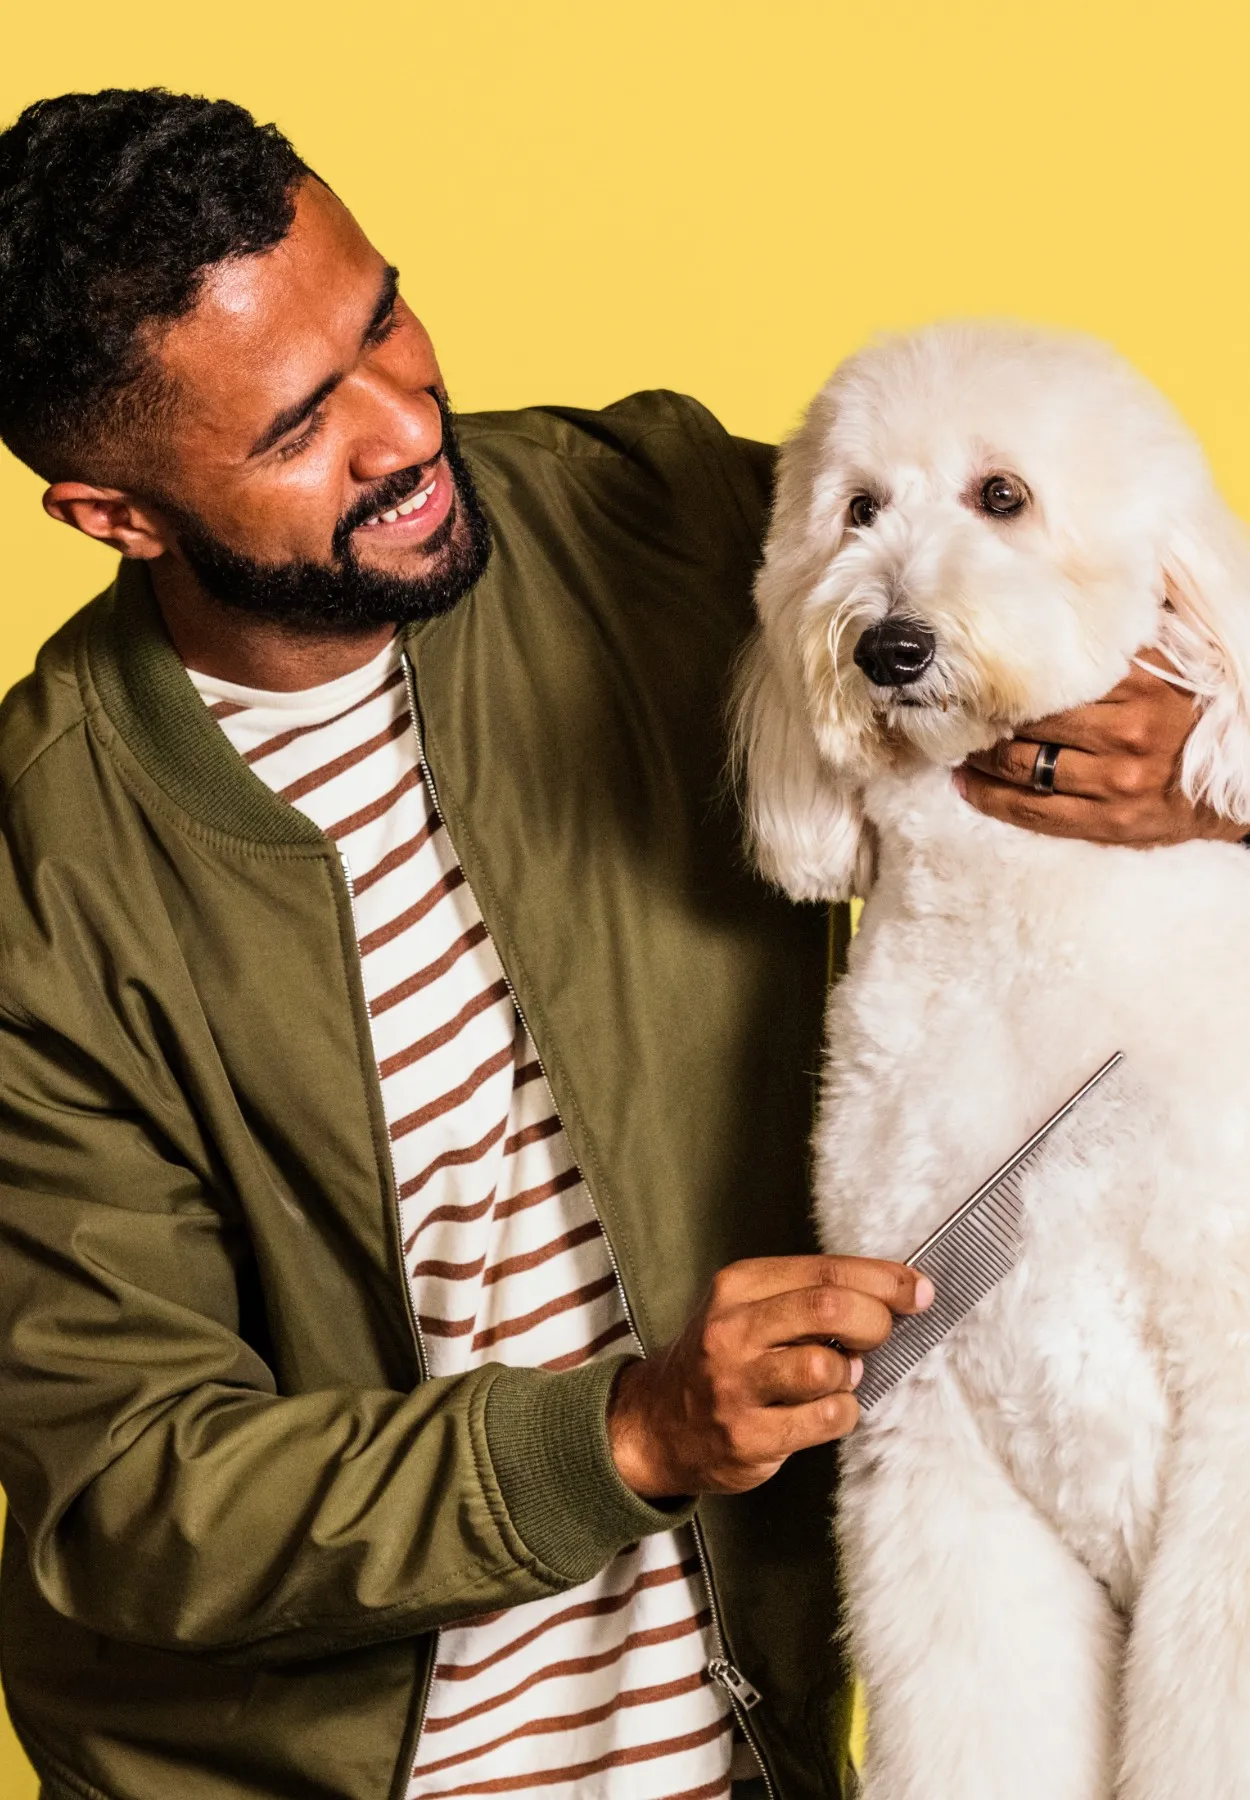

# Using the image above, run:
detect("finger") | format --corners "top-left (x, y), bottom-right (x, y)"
top-left (770, 1390), bottom-right (862, 1451)
top-left (961, 766), bottom-right (1243, 845)
top-left (711, 1254), bottom-right (929, 1312)
top-left (1131, 649), bottom-right (1189, 689)
top-left (747, 1283), bottom-right (897, 1353)
top-left (982, 707), bottom-right (1120, 755)
top-left (1023, 666), bottom-right (1196, 757)
top-left (811, 1255), bottom-right (935, 1314)
top-left (962, 738), bottom-right (1108, 798)
top-left (958, 768), bottom-right (1153, 842)
top-left (752, 1342), bottom-right (861, 1405)
top-left (1095, 642), bottom-right (1205, 705)
top-left (720, 1389), bottom-right (864, 1465)
top-left (1047, 657), bottom-right (1166, 712)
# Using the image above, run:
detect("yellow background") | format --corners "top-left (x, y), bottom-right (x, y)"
top-left (2, 0), bottom-right (1248, 1788)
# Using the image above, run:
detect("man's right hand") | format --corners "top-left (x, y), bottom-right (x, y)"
top-left (607, 1256), bottom-right (934, 1499)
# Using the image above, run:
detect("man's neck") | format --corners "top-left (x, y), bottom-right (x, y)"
top-left (149, 554), bottom-right (396, 693)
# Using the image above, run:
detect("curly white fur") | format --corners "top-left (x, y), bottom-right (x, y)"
top-left (735, 322), bottom-right (1250, 1800)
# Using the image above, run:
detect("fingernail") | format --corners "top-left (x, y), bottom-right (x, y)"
top-left (952, 770), bottom-right (968, 800)
top-left (913, 1275), bottom-right (935, 1311)
top-left (848, 1357), bottom-right (863, 1388)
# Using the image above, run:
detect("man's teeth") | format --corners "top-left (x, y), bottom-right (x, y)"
top-left (365, 475), bottom-right (437, 528)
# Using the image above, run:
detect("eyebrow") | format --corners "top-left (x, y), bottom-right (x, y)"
top-left (248, 264), bottom-right (401, 458)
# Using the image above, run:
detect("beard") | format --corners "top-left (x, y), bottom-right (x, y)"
top-left (163, 391), bottom-right (492, 631)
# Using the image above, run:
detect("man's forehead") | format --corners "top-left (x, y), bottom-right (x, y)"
top-left (155, 181), bottom-right (385, 440)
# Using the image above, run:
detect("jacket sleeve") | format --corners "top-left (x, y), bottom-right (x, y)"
top-left (0, 1008), bottom-right (689, 1665)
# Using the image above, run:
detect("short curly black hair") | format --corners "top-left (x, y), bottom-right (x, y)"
top-left (0, 88), bottom-right (309, 481)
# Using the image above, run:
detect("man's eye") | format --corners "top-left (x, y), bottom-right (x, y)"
top-left (980, 472), bottom-right (1029, 517)
top-left (365, 306), bottom-right (400, 351)
top-left (275, 409), bottom-right (327, 461)
top-left (848, 494), bottom-right (879, 529)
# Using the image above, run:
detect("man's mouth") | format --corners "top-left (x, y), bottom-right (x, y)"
top-left (361, 470), bottom-right (437, 527)
top-left (353, 460), bottom-right (455, 547)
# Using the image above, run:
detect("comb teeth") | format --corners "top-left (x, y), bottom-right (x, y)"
top-left (855, 1153), bottom-right (1037, 1412)
top-left (853, 1052), bottom-right (1123, 1415)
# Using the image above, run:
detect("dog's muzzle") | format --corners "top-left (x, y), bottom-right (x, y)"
top-left (853, 618), bottom-right (937, 688)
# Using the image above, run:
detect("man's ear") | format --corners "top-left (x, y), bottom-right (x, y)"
top-left (42, 483), bottom-right (171, 559)
top-left (731, 629), bottom-right (873, 903)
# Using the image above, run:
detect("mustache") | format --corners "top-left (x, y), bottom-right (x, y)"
top-left (331, 389), bottom-right (454, 558)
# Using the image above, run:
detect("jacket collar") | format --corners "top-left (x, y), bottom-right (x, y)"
top-left (86, 559), bottom-right (433, 849)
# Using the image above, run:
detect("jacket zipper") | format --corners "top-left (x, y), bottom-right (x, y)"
top-left (336, 846), bottom-right (436, 1785)
top-left (398, 655), bottom-right (643, 1354)
top-left (398, 651), bottom-right (774, 1793)
top-left (337, 851), bottom-right (431, 1382)
top-left (693, 1518), bottom-right (774, 1796)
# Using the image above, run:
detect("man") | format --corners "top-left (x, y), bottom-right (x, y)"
top-left (0, 90), bottom-right (1232, 1800)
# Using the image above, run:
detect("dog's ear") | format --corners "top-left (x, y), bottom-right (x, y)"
top-left (1160, 500), bottom-right (1250, 825)
top-left (731, 630), bottom-right (872, 902)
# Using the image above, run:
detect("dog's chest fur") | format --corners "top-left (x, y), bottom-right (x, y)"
top-left (816, 767), bottom-right (1250, 1609)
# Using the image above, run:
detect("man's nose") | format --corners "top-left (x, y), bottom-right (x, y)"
top-left (350, 382), bottom-right (444, 482)
top-left (853, 618), bottom-right (936, 687)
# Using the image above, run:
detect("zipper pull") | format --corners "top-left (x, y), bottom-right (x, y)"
top-left (707, 1657), bottom-right (762, 1711)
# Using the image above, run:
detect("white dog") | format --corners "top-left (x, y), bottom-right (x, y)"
top-left (735, 322), bottom-right (1250, 1800)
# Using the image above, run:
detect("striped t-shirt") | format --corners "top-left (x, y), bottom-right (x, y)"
top-left (190, 638), bottom-right (741, 1799)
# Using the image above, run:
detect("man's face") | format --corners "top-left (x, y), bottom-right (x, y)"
top-left (146, 177), bottom-right (489, 628)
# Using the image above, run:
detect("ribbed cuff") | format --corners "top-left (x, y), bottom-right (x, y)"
top-left (483, 1355), bottom-right (696, 1584)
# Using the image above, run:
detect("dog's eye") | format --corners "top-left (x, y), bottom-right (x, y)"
top-left (980, 473), bottom-right (1029, 517)
top-left (849, 494), bottom-right (879, 528)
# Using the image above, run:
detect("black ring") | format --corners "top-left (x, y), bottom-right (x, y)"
top-left (1031, 742), bottom-right (1062, 794)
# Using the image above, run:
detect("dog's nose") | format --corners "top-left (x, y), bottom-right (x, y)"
top-left (853, 619), bottom-right (936, 688)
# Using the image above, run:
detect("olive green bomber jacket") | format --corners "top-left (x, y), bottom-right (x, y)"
top-left (0, 392), bottom-right (846, 1800)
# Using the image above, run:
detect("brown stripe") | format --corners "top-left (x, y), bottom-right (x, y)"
top-left (411, 1251), bottom-right (487, 1282)
top-left (481, 1220), bottom-right (603, 1287)
top-left (542, 1318), bottom-right (634, 1371)
top-left (406, 1186), bottom-right (496, 1252)
top-left (503, 1114), bottom-right (562, 1156)
top-left (419, 1311), bottom-right (477, 1339)
top-left (374, 922), bottom-right (490, 1017)
top-left (401, 1122), bottom-right (507, 1220)
top-left (434, 1557), bottom-right (700, 1682)
top-left (244, 664), bottom-right (405, 765)
top-left (390, 1044), bottom-right (514, 1141)
top-left (424, 1608), bottom-right (714, 1732)
top-left (360, 867), bottom-right (466, 958)
top-left (419, 1702), bottom-right (732, 1795)
top-left (379, 980), bottom-right (510, 1080)
top-left (206, 698), bottom-right (246, 720)
top-left (665, 1776), bottom-right (734, 1800)
top-left (471, 1272), bottom-right (619, 1352)
top-left (325, 763), bottom-right (423, 841)
top-left (494, 1166), bottom-right (582, 1221)
top-left (515, 1060), bottom-right (543, 1087)
top-left (412, 1670), bottom-right (710, 1778)
top-left (279, 708), bottom-right (409, 804)
top-left (352, 815), bottom-right (438, 896)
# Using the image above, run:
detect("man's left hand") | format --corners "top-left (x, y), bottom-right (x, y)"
top-left (957, 656), bottom-right (1247, 847)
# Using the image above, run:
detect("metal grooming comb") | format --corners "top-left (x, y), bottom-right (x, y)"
top-left (854, 1051), bottom-right (1123, 1413)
